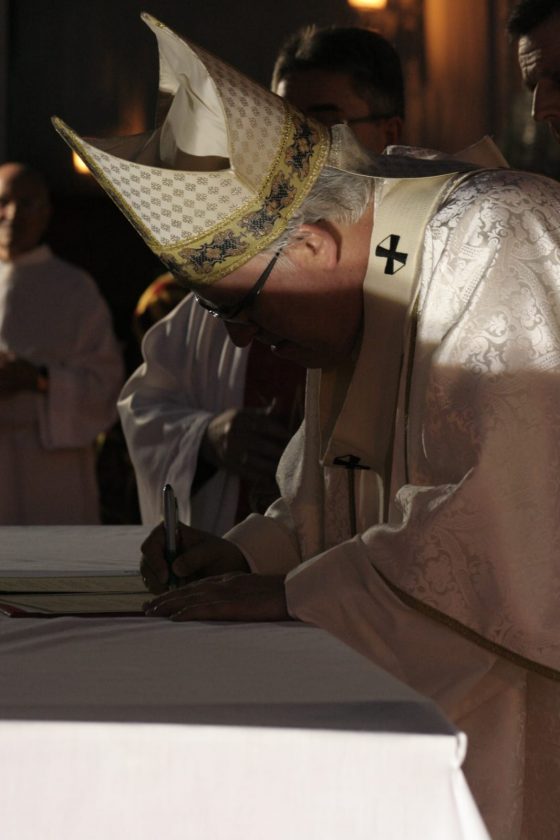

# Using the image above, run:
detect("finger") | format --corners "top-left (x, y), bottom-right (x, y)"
top-left (140, 522), bottom-right (166, 557)
top-left (173, 543), bottom-right (216, 580)
top-left (140, 523), bottom-right (168, 587)
top-left (172, 538), bottom-right (241, 580)
top-left (144, 589), bottom-right (193, 616)
top-left (140, 522), bottom-right (201, 588)
top-left (146, 573), bottom-right (289, 622)
top-left (143, 574), bottom-right (235, 616)
top-left (170, 596), bottom-right (251, 622)
top-left (145, 583), bottom-right (247, 621)
top-left (140, 559), bottom-right (168, 595)
top-left (141, 522), bottom-right (216, 584)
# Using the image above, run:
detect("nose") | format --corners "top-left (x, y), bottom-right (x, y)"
top-left (532, 79), bottom-right (560, 124)
top-left (225, 321), bottom-right (259, 347)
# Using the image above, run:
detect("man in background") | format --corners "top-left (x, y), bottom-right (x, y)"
top-left (508, 0), bottom-right (560, 142)
top-left (118, 25), bottom-right (405, 532)
top-left (0, 162), bottom-right (124, 523)
top-left (272, 24), bottom-right (404, 150)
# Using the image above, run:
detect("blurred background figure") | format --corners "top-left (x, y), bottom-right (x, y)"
top-left (0, 162), bottom-right (124, 523)
top-left (118, 25), bottom-right (405, 533)
top-left (508, 0), bottom-right (560, 146)
top-left (272, 24), bottom-right (404, 153)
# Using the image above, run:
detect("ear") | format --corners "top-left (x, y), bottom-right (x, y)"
top-left (286, 223), bottom-right (340, 271)
top-left (382, 116), bottom-right (404, 148)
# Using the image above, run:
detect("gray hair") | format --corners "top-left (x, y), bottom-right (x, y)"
top-left (267, 125), bottom-right (375, 260)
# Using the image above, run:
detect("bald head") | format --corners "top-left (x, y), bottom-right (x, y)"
top-left (0, 163), bottom-right (51, 261)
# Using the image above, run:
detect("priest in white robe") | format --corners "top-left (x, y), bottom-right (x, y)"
top-left (0, 162), bottom-right (124, 523)
top-left (53, 15), bottom-right (560, 838)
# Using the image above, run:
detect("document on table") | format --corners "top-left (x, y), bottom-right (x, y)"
top-left (0, 525), bottom-right (152, 615)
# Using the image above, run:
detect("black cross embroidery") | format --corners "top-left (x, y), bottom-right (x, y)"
top-left (375, 234), bottom-right (408, 275)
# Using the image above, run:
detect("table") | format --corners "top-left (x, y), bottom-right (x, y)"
top-left (0, 615), bottom-right (489, 839)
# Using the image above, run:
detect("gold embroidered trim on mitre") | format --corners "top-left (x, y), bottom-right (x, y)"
top-left (52, 116), bottom-right (184, 254)
top-left (53, 108), bottom-right (330, 286)
top-left (163, 109), bottom-right (330, 284)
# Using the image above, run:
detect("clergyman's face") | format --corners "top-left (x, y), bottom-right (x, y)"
top-left (518, 10), bottom-right (560, 143)
top-left (192, 248), bottom-right (365, 370)
top-left (0, 165), bottom-right (51, 260)
top-left (275, 68), bottom-right (401, 154)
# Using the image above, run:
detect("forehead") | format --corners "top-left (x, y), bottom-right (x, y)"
top-left (0, 168), bottom-right (44, 200)
top-left (518, 11), bottom-right (560, 79)
top-left (276, 68), bottom-right (369, 117)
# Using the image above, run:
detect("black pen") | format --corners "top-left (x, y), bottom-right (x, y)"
top-left (163, 483), bottom-right (180, 589)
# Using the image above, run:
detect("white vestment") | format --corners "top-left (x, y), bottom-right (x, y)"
top-left (0, 245), bottom-right (124, 523)
top-left (226, 168), bottom-right (560, 840)
top-left (118, 295), bottom-right (248, 532)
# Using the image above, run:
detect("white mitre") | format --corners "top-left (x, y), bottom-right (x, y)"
top-left (52, 13), bottom-right (331, 285)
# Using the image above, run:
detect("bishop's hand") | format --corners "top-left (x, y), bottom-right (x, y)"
top-left (143, 571), bottom-right (289, 622)
top-left (140, 521), bottom-right (250, 594)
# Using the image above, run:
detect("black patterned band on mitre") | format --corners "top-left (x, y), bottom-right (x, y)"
top-left (163, 109), bottom-right (330, 285)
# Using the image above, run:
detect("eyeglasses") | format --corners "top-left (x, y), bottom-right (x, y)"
top-left (194, 250), bottom-right (281, 322)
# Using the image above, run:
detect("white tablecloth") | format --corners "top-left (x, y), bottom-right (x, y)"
top-left (0, 614), bottom-right (489, 840)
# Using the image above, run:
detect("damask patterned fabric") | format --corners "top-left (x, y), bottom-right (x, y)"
top-left (226, 168), bottom-right (560, 839)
